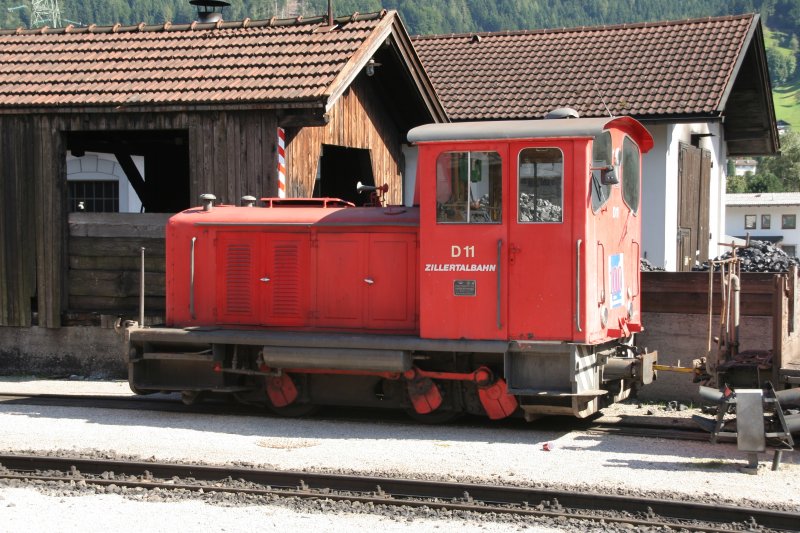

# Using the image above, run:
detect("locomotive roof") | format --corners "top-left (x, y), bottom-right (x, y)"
top-left (171, 204), bottom-right (420, 227)
top-left (408, 116), bottom-right (654, 152)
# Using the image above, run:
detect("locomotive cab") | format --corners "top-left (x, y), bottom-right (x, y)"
top-left (409, 116), bottom-right (655, 417)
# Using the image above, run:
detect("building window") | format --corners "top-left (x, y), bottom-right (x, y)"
top-left (744, 214), bottom-right (756, 229)
top-left (782, 214), bottom-right (797, 230)
top-left (68, 180), bottom-right (119, 213)
top-left (518, 147), bottom-right (563, 223)
top-left (783, 245), bottom-right (796, 257)
top-left (761, 214), bottom-right (771, 229)
top-left (436, 151), bottom-right (502, 223)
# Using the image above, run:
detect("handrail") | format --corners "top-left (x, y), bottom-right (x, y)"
top-left (190, 237), bottom-right (197, 320)
top-left (576, 239), bottom-right (582, 332)
top-left (497, 239), bottom-right (503, 330)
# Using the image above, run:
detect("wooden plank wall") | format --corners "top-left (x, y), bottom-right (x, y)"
top-left (0, 110), bottom-right (278, 327)
top-left (0, 116), bottom-right (37, 327)
top-left (68, 213), bottom-right (169, 315)
top-left (642, 271), bottom-right (778, 316)
top-left (285, 78), bottom-right (405, 204)
top-left (189, 111), bottom-right (278, 202)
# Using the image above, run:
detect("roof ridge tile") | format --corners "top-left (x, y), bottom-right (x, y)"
top-left (0, 10), bottom-right (388, 37)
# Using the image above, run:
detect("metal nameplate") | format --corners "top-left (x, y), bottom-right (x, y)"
top-left (453, 280), bottom-right (476, 296)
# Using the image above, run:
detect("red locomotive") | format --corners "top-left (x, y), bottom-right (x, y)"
top-left (125, 113), bottom-right (657, 420)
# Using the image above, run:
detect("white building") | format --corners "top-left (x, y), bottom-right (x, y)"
top-left (66, 152), bottom-right (143, 213)
top-left (725, 192), bottom-right (800, 257)
top-left (733, 158), bottom-right (758, 176)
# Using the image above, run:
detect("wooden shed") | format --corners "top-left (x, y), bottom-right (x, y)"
top-left (0, 10), bottom-right (445, 330)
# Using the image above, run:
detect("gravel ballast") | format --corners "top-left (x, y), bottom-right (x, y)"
top-left (0, 378), bottom-right (798, 530)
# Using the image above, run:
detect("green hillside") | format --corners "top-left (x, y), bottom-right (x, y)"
top-left (766, 28), bottom-right (800, 127)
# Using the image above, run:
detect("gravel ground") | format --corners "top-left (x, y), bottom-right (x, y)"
top-left (0, 377), bottom-right (798, 531)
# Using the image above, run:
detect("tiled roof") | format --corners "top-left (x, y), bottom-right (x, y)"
top-left (413, 15), bottom-right (755, 121)
top-left (0, 11), bottom-right (393, 109)
top-left (726, 192), bottom-right (800, 206)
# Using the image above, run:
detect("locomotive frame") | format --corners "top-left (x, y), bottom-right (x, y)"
top-left (124, 115), bottom-right (657, 420)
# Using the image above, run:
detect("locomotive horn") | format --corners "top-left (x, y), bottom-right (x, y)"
top-left (356, 181), bottom-right (376, 193)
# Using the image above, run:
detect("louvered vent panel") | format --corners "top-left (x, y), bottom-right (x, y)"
top-left (225, 243), bottom-right (253, 314)
top-left (272, 243), bottom-right (300, 316)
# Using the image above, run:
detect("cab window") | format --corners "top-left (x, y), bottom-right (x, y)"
top-left (518, 148), bottom-right (563, 223)
top-left (591, 131), bottom-right (613, 213)
top-left (436, 151), bottom-right (502, 223)
top-left (622, 137), bottom-right (641, 214)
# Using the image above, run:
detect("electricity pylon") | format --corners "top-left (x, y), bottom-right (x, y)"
top-left (30, 0), bottom-right (61, 28)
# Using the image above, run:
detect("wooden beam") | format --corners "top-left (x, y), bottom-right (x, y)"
top-left (114, 152), bottom-right (147, 209)
top-left (277, 109), bottom-right (329, 128)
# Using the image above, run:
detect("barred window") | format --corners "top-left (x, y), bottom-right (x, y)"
top-left (68, 180), bottom-right (119, 213)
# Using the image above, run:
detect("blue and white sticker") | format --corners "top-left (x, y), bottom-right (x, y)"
top-left (609, 253), bottom-right (625, 309)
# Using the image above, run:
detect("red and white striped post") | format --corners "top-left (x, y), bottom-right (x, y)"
top-left (277, 127), bottom-right (287, 198)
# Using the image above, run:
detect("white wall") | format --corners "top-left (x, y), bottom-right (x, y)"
top-left (642, 121), bottom-right (725, 270)
top-left (641, 123), bottom-right (670, 268)
top-left (66, 152), bottom-right (144, 213)
top-left (401, 144), bottom-right (418, 207)
top-left (704, 121), bottom-right (726, 262)
top-left (725, 204), bottom-right (800, 256)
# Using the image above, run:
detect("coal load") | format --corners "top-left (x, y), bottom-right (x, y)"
top-left (518, 193), bottom-right (562, 222)
top-left (693, 240), bottom-right (800, 272)
top-left (640, 258), bottom-right (665, 272)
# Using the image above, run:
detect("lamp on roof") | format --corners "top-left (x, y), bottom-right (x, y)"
top-left (189, 0), bottom-right (230, 23)
top-left (366, 58), bottom-right (382, 77)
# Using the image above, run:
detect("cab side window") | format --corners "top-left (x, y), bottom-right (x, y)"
top-left (622, 137), bottom-right (641, 214)
top-left (436, 151), bottom-right (502, 223)
top-left (591, 131), bottom-right (613, 213)
top-left (518, 148), bottom-right (563, 223)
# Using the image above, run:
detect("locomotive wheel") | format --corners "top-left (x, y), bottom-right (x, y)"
top-left (232, 391), bottom-right (267, 407)
top-left (129, 385), bottom-right (157, 395)
top-left (181, 390), bottom-right (205, 406)
top-left (404, 407), bottom-right (462, 424)
top-left (267, 402), bottom-right (319, 418)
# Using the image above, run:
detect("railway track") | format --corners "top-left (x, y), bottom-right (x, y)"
top-left (0, 453), bottom-right (795, 531)
top-left (0, 391), bottom-right (715, 441)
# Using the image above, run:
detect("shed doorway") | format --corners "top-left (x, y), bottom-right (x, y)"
top-left (315, 144), bottom-right (375, 206)
top-left (65, 130), bottom-right (190, 213)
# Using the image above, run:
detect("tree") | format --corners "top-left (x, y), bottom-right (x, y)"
top-left (727, 172), bottom-right (748, 193)
top-left (766, 47), bottom-right (797, 85)
top-left (754, 130), bottom-right (800, 191)
top-left (747, 170), bottom-right (784, 192)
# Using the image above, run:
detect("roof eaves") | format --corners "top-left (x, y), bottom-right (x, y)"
top-left (387, 15), bottom-right (447, 123)
top-left (323, 10), bottom-right (394, 112)
top-left (716, 13), bottom-right (759, 112)
top-left (0, 98), bottom-right (328, 116)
